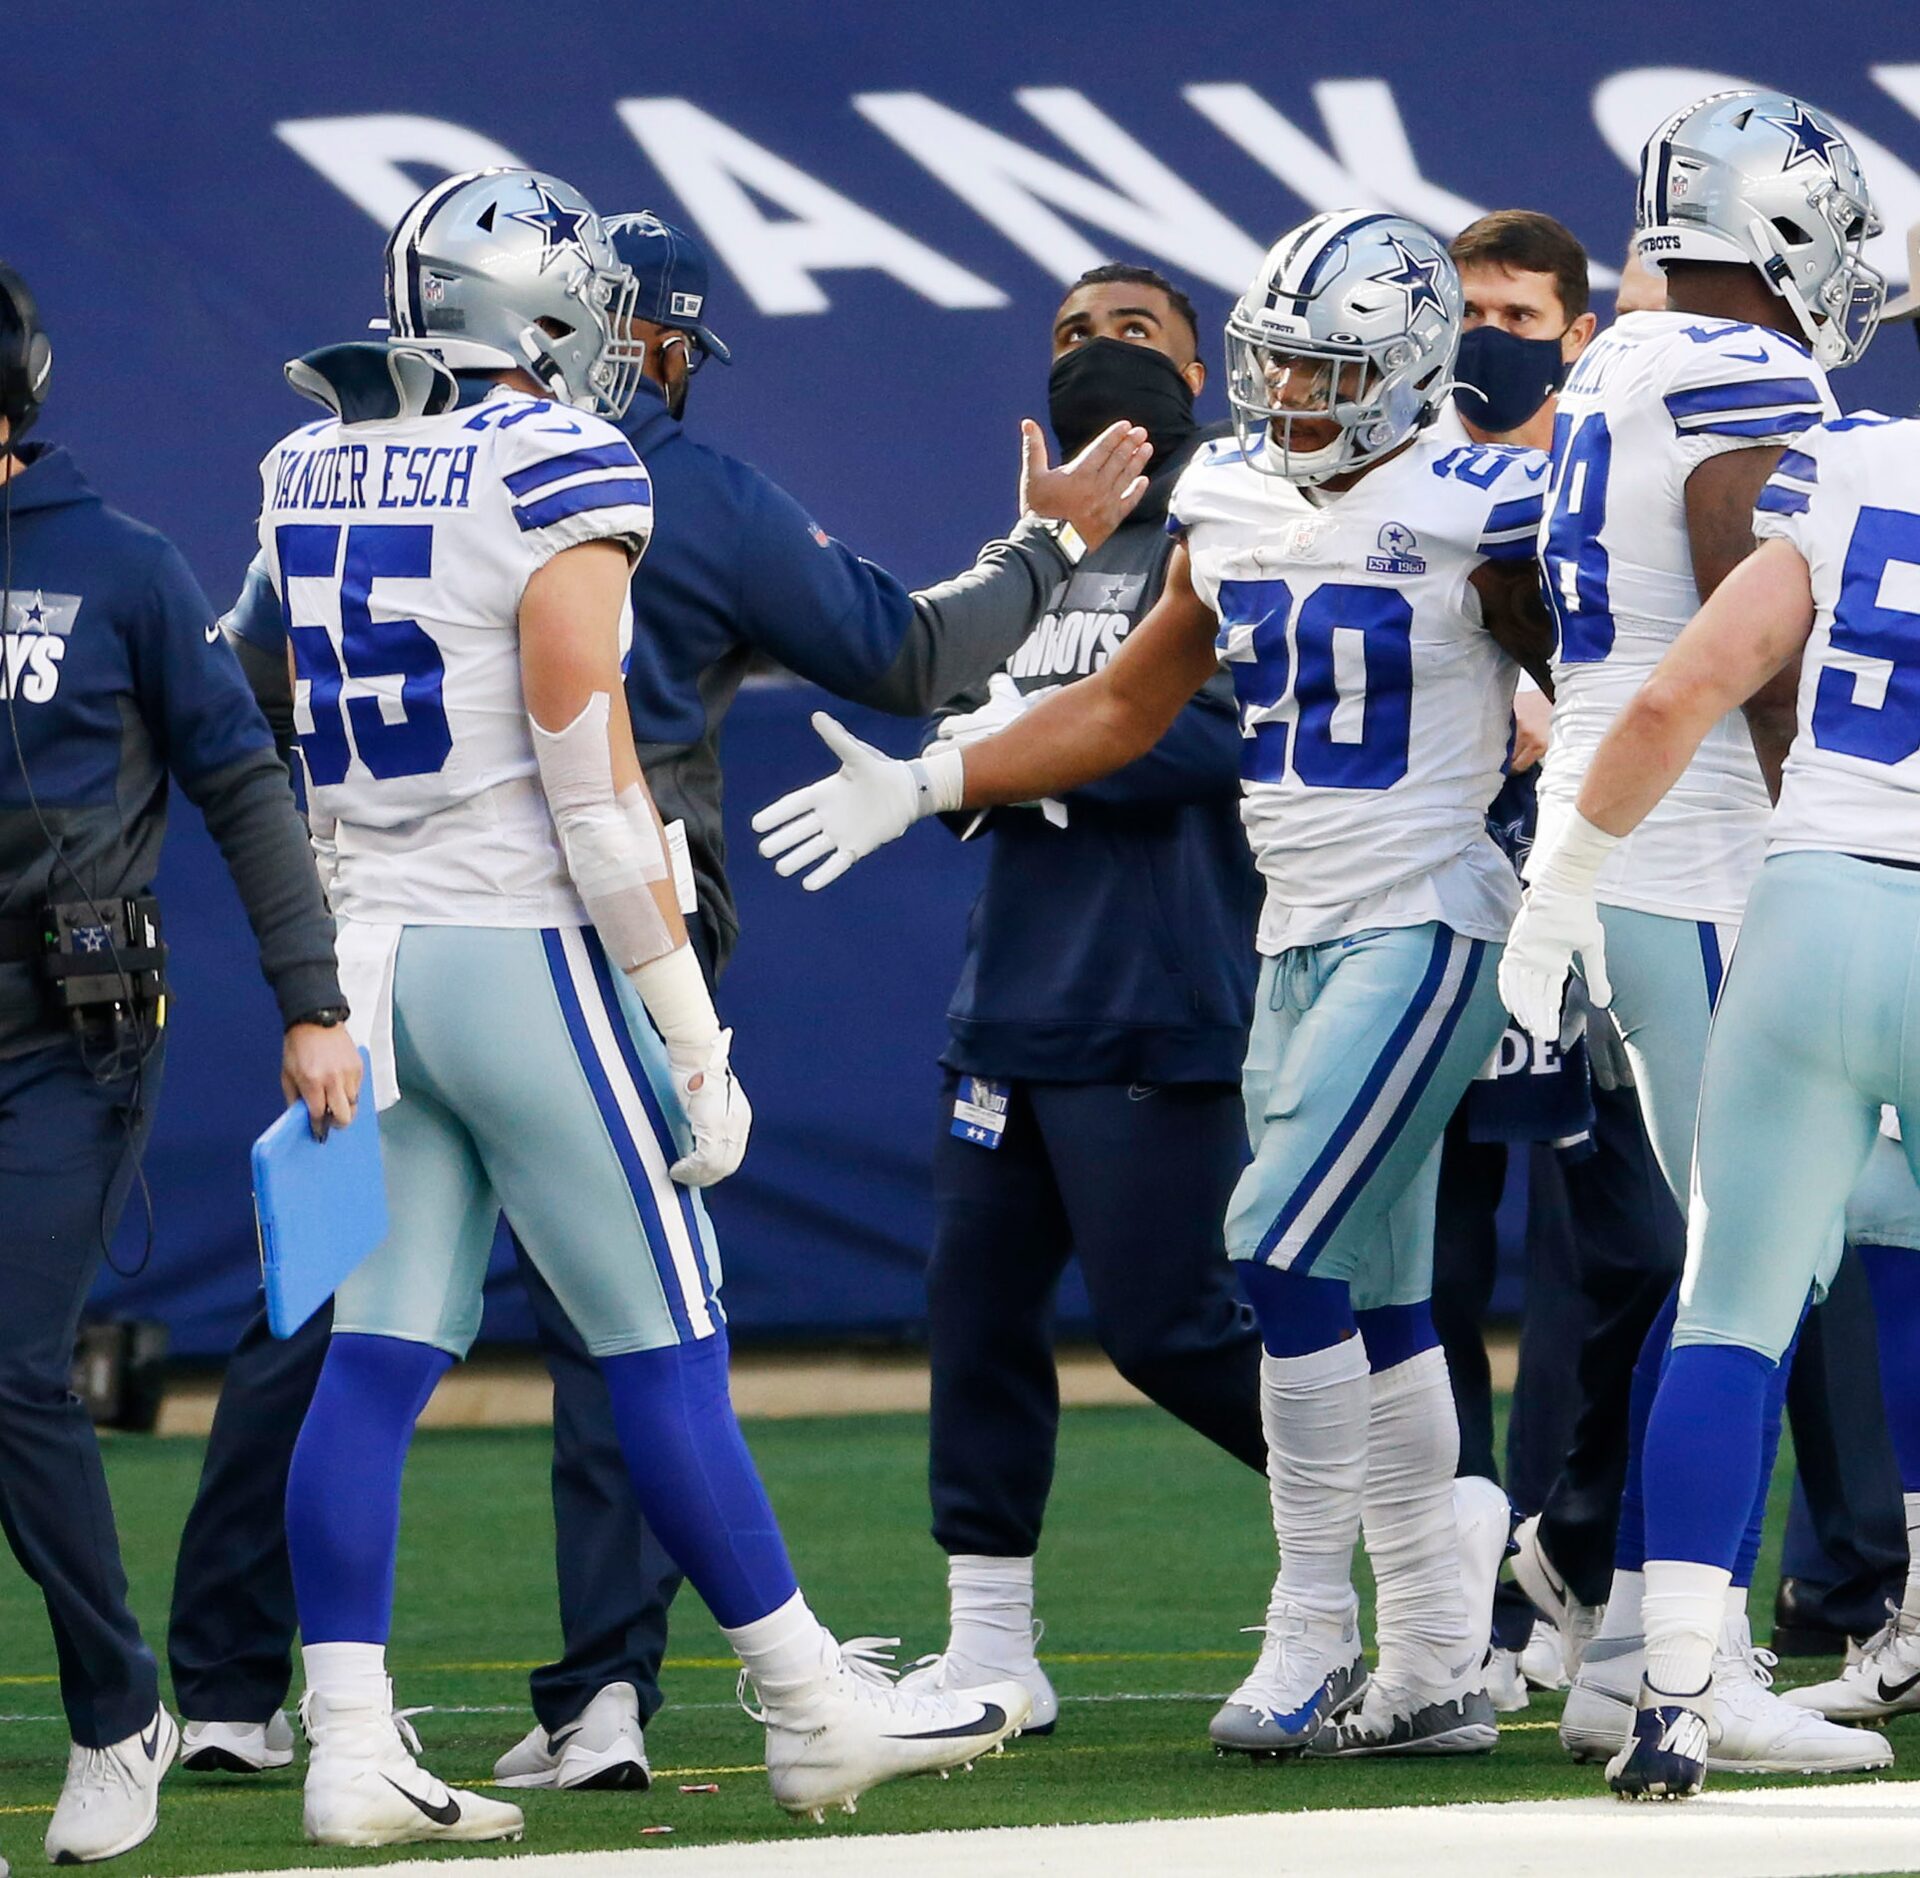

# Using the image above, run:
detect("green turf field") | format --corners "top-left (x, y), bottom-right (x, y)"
top-left (0, 1400), bottom-right (1900, 1872)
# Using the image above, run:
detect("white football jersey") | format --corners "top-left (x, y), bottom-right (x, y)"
top-left (1171, 429), bottom-right (1541, 953)
top-left (1535, 311), bottom-right (1836, 919)
top-left (1752, 413), bottom-right (1920, 866)
top-left (255, 388), bottom-right (652, 926)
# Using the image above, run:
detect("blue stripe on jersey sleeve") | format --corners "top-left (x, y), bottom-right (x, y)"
top-left (512, 475), bottom-right (654, 532)
top-left (503, 440), bottom-right (642, 498)
top-left (1484, 494), bottom-right (1545, 534)
top-left (1774, 447), bottom-right (1820, 484)
top-left (1665, 376), bottom-right (1822, 423)
top-left (1476, 534), bottom-right (1540, 563)
top-left (1679, 410), bottom-right (1820, 440)
top-left (1756, 481), bottom-right (1812, 516)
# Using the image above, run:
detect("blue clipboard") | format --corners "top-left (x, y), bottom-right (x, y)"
top-left (252, 1047), bottom-right (388, 1339)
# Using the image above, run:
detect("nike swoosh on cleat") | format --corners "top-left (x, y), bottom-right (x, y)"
top-left (381, 1775), bottom-right (462, 1826)
top-left (546, 1725), bottom-right (583, 1753)
top-left (884, 1703), bottom-right (1009, 1741)
top-left (1876, 1669), bottom-right (1920, 1703)
top-left (140, 1718), bottom-right (165, 1761)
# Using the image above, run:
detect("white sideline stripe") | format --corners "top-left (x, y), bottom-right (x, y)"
top-left (557, 927), bottom-right (714, 1337)
top-left (174, 1783), bottom-right (1920, 1878)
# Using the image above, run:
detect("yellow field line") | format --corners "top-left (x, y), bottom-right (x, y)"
top-left (417, 1649), bottom-right (1254, 1674)
top-left (0, 1675), bottom-right (56, 1686)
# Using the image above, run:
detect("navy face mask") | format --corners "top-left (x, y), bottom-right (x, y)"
top-left (1452, 324), bottom-right (1569, 434)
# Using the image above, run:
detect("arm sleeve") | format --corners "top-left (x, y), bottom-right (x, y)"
top-left (127, 544), bottom-right (341, 1023)
top-left (218, 550), bottom-right (296, 765)
top-left (724, 467), bottom-right (1070, 716)
top-left (1067, 669), bottom-right (1243, 808)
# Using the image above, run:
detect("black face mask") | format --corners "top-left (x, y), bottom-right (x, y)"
top-left (1451, 324), bottom-right (1569, 434)
top-left (1048, 337), bottom-right (1196, 462)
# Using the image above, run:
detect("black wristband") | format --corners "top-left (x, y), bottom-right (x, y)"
top-left (288, 1004), bottom-right (351, 1030)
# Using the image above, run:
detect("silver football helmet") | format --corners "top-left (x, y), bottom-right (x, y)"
top-left (382, 168), bottom-right (645, 417)
top-left (1635, 90), bottom-right (1883, 368)
top-left (1225, 211), bottom-right (1462, 485)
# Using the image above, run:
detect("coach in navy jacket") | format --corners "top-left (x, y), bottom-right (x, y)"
top-left (910, 265), bottom-right (1266, 1721)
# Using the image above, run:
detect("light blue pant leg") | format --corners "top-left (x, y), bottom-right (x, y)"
top-left (1847, 1132), bottom-right (1920, 1252)
top-left (1596, 903), bottom-right (1736, 1206)
top-left (336, 926), bottom-right (721, 1360)
top-left (1677, 854), bottom-right (1906, 1362)
top-left (1227, 923), bottom-right (1509, 1311)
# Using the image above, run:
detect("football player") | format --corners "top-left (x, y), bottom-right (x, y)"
top-left (261, 168), bottom-right (1028, 1845)
top-left (754, 210), bottom-right (1552, 1757)
top-left (1503, 90), bottom-right (1890, 1778)
top-left (1504, 402), bottom-right (1920, 1794)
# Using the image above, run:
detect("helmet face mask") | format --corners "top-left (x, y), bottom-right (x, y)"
top-left (1225, 212), bottom-right (1461, 486)
top-left (385, 169), bottom-right (646, 418)
top-left (1635, 90), bottom-right (1885, 368)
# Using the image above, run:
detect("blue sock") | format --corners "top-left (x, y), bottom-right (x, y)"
top-left (1354, 1302), bottom-right (1438, 1372)
top-left (1643, 1342), bottom-right (1777, 1571)
top-left (286, 1332), bottom-right (451, 1644)
top-left (1614, 1284), bottom-right (1679, 1572)
top-left (1861, 1244), bottom-right (1920, 1489)
top-left (598, 1332), bottom-right (798, 1629)
top-left (1235, 1262), bottom-right (1356, 1355)
top-left (1731, 1321), bottom-right (1799, 1586)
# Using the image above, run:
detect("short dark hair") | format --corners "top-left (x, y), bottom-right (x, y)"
top-left (1449, 211), bottom-right (1590, 323)
top-left (1062, 262), bottom-right (1201, 351)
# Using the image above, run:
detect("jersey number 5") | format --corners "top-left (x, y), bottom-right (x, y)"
top-left (275, 523), bottom-right (453, 785)
top-left (1217, 579), bottom-right (1413, 791)
top-left (1811, 506), bottom-right (1920, 766)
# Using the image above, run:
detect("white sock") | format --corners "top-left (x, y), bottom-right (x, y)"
top-left (301, 1642), bottom-right (388, 1711)
top-left (724, 1591), bottom-right (831, 1712)
top-left (1261, 1341), bottom-right (1369, 1626)
top-left (1594, 1568), bottom-right (1645, 1642)
top-left (1362, 1348), bottom-right (1472, 1687)
top-left (1902, 1493), bottom-right (1920, 1622)
top-left (1718, 1582), bottom-right (1754, 1658)
top-left (946, 1554), bottom-right (1038, 1672)
top-left (1643, 1560), bottom-right (1732, 1696)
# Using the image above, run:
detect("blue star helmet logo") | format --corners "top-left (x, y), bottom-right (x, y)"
top-left (506, 182), bottom-right (591, 270)
top-left (1379, 521), bottom-right (1417, 557)
top-left (1758, 103), bottom-right (1842, 175)
top-left (1374, 235), bottom-right (1449, 325)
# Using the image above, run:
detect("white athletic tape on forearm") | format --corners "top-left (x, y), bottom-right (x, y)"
top-left (629, 942), bottom-right (720, 1056)
top-left (530, 692), bottom-right (675, 971)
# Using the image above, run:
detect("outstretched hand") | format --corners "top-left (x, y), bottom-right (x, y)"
top-left (1019, 418), bottom-right (1152, 553)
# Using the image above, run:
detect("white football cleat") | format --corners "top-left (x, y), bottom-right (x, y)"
top-left (1561, 1634), bottom-right (1641, 1763)
top-left (493, 1682), bottom-right (651, 1790)
top-left (45, 1708), bottom-right (177, 1864)
top-left (1209, 1600), bottom-right (1366, 1757)
top-left (1705, 1614), bottom-right (1892, 1774)
top-left (1303, 1671), bottom-right (1498, 1758)
top-left (897, 1649), bottom-right (1058, 1736)
top-left (1783, 1607), bottom-right (1920, 1723)
top-left (1509, 1514), bottom-right (1603, 1675)
top-left (300, 1689), bottom-right (524, 1846)
top-left (180, 1710), bottom-right (295, 1774)
top-left (1519, 1619), bottom-right (1571, 1692)
top-left (1482, 1647), bottom-right (1530, 1714)
top-left (745, 1634), bottom-right (1029, 1822)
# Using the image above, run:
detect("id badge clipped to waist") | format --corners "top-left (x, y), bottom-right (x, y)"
top-left (952, 1075), bottom-right (1011, 1149)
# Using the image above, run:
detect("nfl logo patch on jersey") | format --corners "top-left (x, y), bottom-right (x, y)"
top-left (1367, 520), bottom-right (1427, 575)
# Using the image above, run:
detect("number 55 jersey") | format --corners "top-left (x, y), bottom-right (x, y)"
top-left (1170, 430), bottom-right (1544, 955)
top-left (1535, 311), bottom-right (1835, 920)
top-left (256, 379), bottom-right (653, 927)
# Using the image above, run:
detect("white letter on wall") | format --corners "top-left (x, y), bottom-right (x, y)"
top-left (275, 115), bottom-right (525, 226)
top-left (615, 98), bottom-right (1004, 315)
top-left (854, 89), bottom-right (1263, 291)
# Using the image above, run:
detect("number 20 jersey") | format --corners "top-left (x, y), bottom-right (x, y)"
top-left (255, 388), bottom-right (653, 926)
top-left (1535, 311), bottom-right (1836, 920)
top-left (1170, 430), bottom-right (1541, 955)
top-left (1754, 414), bottom-right (1920, 866)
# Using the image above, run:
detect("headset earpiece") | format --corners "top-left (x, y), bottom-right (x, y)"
top-left (0, 263), bottom-right (50, 443)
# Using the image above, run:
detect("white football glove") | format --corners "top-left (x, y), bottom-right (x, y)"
top-left (935, 676), bottom-right (1067, 827)
top-left (752, 712), bottom-right (964, 891)
top-left (666, 1027), bottom-right (752, 1187)
top-left (1500, 878), bottom-right (1613, 1046)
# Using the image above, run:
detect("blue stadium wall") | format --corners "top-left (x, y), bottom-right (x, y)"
top-left (8, 2), bottom-right (1918, 1352)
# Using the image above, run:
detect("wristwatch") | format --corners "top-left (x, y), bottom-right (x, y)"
top-left (1029, 516), bottom-right (1087, 566)
top-left (289, 1004), bottom-right (351, 1030)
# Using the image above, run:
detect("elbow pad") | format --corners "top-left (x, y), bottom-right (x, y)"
top-left (530, 693), bottom-right (675, 971)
